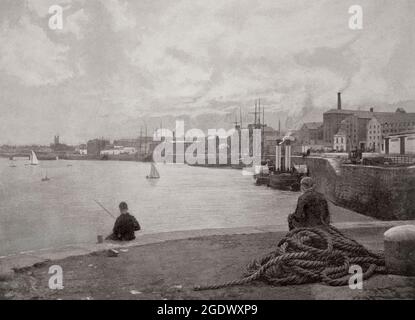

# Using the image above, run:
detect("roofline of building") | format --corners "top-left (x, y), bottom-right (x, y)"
top-left (324, 108), bottom-right (415, 116)
top-left (386, 130), bottom-right (415, 137)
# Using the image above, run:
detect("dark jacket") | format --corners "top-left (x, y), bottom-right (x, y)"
top-left (288, 189), bottom-right (330, 230)
top-left (111, 213), bottom-right (141, 241)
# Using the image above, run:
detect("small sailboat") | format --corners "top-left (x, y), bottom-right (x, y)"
top-left (30, 150), bottom-right (39, 165)
top-left (41, 170), bottom-right (50, 182)
top-left (146, 162), bottom-right (160, 179)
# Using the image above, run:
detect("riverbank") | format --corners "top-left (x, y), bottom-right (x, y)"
top-left (1, 218), bottom-right (415, 300)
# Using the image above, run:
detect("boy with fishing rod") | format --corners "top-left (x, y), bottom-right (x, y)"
top-left (95, 200), bottom-right (141, 241)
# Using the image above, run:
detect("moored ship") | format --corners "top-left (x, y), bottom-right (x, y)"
top-left (256, 137), bottom-right (308, 191)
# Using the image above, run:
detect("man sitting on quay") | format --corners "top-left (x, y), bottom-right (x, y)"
top-left (106, 202), bottom-right (141, 241)
top-left (288, 177), bottom-right (330, 231)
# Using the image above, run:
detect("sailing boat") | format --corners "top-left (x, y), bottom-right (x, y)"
top-left (30, 150), bottom-right (39, 165)
top-left (146, 162), bottom-right (160, 179)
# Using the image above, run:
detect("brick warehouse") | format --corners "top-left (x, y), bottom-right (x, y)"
top-left (323, 92), bottom-right (415, 151)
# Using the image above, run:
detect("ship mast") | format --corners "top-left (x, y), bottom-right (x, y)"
top-left (239, 106), bottom-right (243, 129)
top-left (258, 99), bottom-right (261, 127)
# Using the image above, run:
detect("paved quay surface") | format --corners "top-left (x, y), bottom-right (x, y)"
top-left (1, 219), bottom-right (415, 299)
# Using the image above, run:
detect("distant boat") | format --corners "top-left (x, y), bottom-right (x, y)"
top-left (146, 162), bottom-right (160, 179)
top-left (30, 151), bottom-right (39, 165)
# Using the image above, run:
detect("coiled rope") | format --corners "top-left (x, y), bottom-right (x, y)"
top-left (194, 225), bottom-right (386, 290)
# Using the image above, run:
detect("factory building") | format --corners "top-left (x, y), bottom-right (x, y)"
top-left (324, 92), bottom-right (415, 152)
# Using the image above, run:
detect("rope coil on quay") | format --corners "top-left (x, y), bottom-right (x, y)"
top-left (194, 225), bottom-right (386, 291)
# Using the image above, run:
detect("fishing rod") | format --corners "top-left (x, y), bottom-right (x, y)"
top-left (93, 200), bottom-right (116, 219)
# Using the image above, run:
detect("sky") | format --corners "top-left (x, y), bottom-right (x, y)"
top-left (0, 0), bottom-right (414, 145)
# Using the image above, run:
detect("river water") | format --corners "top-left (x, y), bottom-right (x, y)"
top-left (0, 158), bottom-right (372, 257)
top-left (0, 158), bottom-right (301, 256)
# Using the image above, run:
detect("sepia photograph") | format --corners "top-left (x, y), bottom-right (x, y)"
top-left (0, 0), bottom-right (414, 310)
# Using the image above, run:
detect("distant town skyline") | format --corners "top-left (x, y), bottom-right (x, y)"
top-left (0, 0), bottom-right (414, 145)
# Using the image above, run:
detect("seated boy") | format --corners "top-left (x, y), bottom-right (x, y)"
top-left (106, 202), bottom-right (141, 241)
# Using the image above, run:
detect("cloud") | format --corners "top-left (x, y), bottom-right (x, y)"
top-left (122, 0), bottom-right (356, 112)
top-left (76, 0), bottom-right (415, 135)
top-left (1, 0), bottom-right (415, 144)
top-left (0, 16), bottom-right (73, 86)
top-left (100, 0), bottom-right (136, 31)
top-left (61, 8), bottom-right (88, 39)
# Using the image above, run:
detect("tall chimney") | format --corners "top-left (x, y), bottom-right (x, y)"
top-left (337, 92), bottom-right (342, 110)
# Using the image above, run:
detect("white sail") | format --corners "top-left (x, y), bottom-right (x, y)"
top-left (30, 150), bottom-right (39, 165)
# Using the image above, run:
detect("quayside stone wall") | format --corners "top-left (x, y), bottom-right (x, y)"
top-left (292, 156), bottom-right (415, 220)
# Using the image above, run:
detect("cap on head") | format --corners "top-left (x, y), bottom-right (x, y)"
top-left (300, 177), bottom-right (314, 190)
top-left (119, 202), bottom-right (128, 210)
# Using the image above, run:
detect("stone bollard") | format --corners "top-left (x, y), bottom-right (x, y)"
top-left (384, 225), bottom-right (415, 276)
